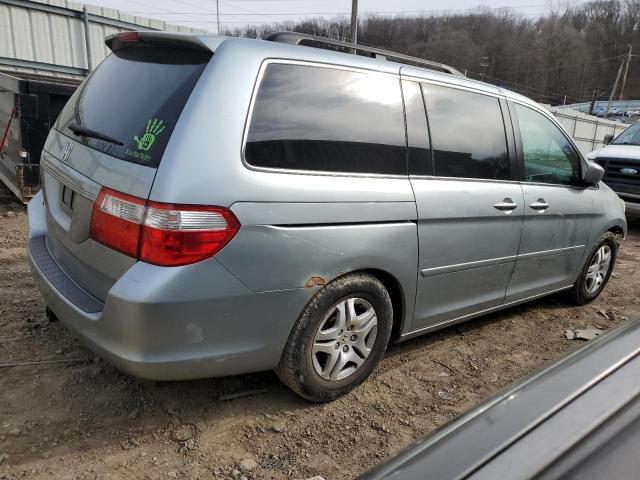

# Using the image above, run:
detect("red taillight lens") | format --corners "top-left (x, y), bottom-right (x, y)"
top-left (140, 202), bottom-right (240, 266)
top-left (90, 188), bottom-right (240, 267)
top-left (90, 188), bottom-right (145, 257)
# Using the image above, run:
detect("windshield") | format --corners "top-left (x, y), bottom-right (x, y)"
top-left (611, 121), bottom-right (640, 146)
top-left (56, 46), bottom-right (211, 167)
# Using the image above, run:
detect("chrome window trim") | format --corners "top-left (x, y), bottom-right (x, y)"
top-left (401, 74), bottom-right (504, 100)
top-left (409, 174), bottom-right (521, 185)
top-left (240, 58), bottom-right (407, 180)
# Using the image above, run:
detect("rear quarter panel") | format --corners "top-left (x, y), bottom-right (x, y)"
top-left (149, 38), bottom-right (419, 334)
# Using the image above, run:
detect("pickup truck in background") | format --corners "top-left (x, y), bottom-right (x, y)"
top-left (588, 120), bottom-right (640, 217)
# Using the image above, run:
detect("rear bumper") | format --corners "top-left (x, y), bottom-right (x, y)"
top-left (27, 195), bottom-right (312, 380)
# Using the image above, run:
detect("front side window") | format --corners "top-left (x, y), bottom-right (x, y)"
top-left (422, 84), bottom-right (510, 180)
top-left (245, 63), bottom-right (406, 175)
top-left (514, 104), bottom-right (581, 185)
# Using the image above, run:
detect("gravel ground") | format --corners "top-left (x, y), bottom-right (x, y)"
top-left (1, 181), bottom-right (639, 480)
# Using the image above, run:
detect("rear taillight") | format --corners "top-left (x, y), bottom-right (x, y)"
top-left (140, 202), bottom-right (240, 266)
top-left (90, 188), bottom-right (145, 258)
top-left (90, 188), bottom-right (240, 266)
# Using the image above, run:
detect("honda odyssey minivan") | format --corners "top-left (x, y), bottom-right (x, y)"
top-left (28, 31), bottom-right (627, 402)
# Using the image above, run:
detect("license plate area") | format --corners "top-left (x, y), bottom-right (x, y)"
top-left (60, 185), bottom-right (76, 216)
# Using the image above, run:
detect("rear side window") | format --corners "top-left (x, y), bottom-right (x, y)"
top-left (245, 63), bottom-right (406, 175)
top-left (422, 84), bottom-right (510, 180)
top-left (56, 47), bottom-right (211, 167)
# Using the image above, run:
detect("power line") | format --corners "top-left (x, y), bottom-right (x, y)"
top-left (120, 3), bottom-right (554, 17)
top-left (148, 13), bottom-right (549, 24)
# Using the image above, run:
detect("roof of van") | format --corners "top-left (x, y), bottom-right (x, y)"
top-left (106, 31), bottom-right (540, 110)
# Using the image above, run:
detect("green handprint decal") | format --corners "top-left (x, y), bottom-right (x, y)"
top-left (134, 118), bottom-right (166, 151)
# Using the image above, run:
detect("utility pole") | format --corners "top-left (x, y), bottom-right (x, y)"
top-left (605, 58), bottom-right (625, 117)
top-left (619, 44), bottom-right (633, 101)
top-left (350, 0), bottom-right (358, 44)
top-left (589, 88), bottom-right (598, 116)
top-left (216, 0), bottom-right (220, 35)
top-left (82, 5), bottom-right (93, 72)
top-left (480, 56), bottom-right (490, 80)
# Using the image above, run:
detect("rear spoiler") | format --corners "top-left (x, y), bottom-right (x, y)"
top-left (105, 31), bottom-right (214, 53)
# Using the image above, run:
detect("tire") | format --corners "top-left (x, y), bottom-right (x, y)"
top-left (276, 272), bottom-right (393, 403)
top-left (568, 232), bottom-right (618, 305)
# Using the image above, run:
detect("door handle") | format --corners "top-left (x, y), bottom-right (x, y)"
top-left (530, 198), bottom-right (549, 211)
top-left (493, 198), bottom-right (518, 212)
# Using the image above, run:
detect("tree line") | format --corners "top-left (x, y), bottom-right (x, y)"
top-left (225, 0), bottom-right (640, 106)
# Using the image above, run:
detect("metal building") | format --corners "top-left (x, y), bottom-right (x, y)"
top-left (0, 0), bottom-right (207, 79)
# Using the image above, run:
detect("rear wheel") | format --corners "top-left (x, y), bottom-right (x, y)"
top-left (568, 232), bottom-right (618, 305)
top-left (276, 273), bottom-right (393, 402)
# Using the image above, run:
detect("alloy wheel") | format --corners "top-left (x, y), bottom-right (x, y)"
top-left (585, 245), bottom-right (612, 294)
top-left (311, 297), bottom-right (378, 381)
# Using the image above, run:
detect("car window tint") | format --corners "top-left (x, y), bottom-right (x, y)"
top-left (245, 63), bottom-right (406, 175)
top-left (56, 47), bottom-right (211, 167)
top-left (403, 80), bottom-right (432, 175)
top-left (514, 104), bottom-right (581, 185)
top-left (422, 84), bottom-right (509, 180)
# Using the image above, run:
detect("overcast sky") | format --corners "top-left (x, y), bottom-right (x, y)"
top-left (85, 0), bottom-right (589, 33)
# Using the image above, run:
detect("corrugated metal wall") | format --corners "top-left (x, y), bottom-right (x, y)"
top-left (0, 0), bottom-right (207, 79)
top-left (546, 106), bottom-right (629, 153)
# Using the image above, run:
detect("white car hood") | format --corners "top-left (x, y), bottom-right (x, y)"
top-left (588, 144), bottom-right (640, 160)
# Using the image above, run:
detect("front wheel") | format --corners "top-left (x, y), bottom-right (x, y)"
top-left (276, 273), bottom-right (393, 403)
top-left (568, 232), bottom-right (618, 305)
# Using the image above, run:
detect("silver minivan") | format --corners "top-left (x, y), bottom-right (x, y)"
top-left (28, 31), bottom-right (626, 402)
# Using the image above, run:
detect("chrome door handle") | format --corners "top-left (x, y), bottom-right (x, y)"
top-left (493, 198), bottom-right (518, 212)
top-left (530, 198), bottom-right (549, 211)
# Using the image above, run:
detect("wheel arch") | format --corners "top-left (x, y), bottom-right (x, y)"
top-left (357, 268), bottom-right (408, 343)
top-left (608, 224), bottom-right (625, 239)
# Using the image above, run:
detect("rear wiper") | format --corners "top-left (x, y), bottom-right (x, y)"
top-left (67, 122), bottom-right (124, 146)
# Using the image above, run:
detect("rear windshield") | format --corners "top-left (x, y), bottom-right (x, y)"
top-left (56, 47), bottom-right (211, 167)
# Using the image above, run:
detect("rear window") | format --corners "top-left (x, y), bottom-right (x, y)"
top-left (56, 47), bottom-right (211, 167)
top-left (245, 63), bottom-right (406, 175)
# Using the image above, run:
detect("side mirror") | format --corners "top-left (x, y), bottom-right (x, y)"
top-left (583, 160), bottom-right (604, 185)
top-left (603, 134), bottom-right (614, 145)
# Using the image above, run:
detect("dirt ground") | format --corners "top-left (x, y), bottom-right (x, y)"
top-left (1, 182), bottom-right (639, 480)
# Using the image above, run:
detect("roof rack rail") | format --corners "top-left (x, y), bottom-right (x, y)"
top-left (265, 31), bottom-right (464, 77)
